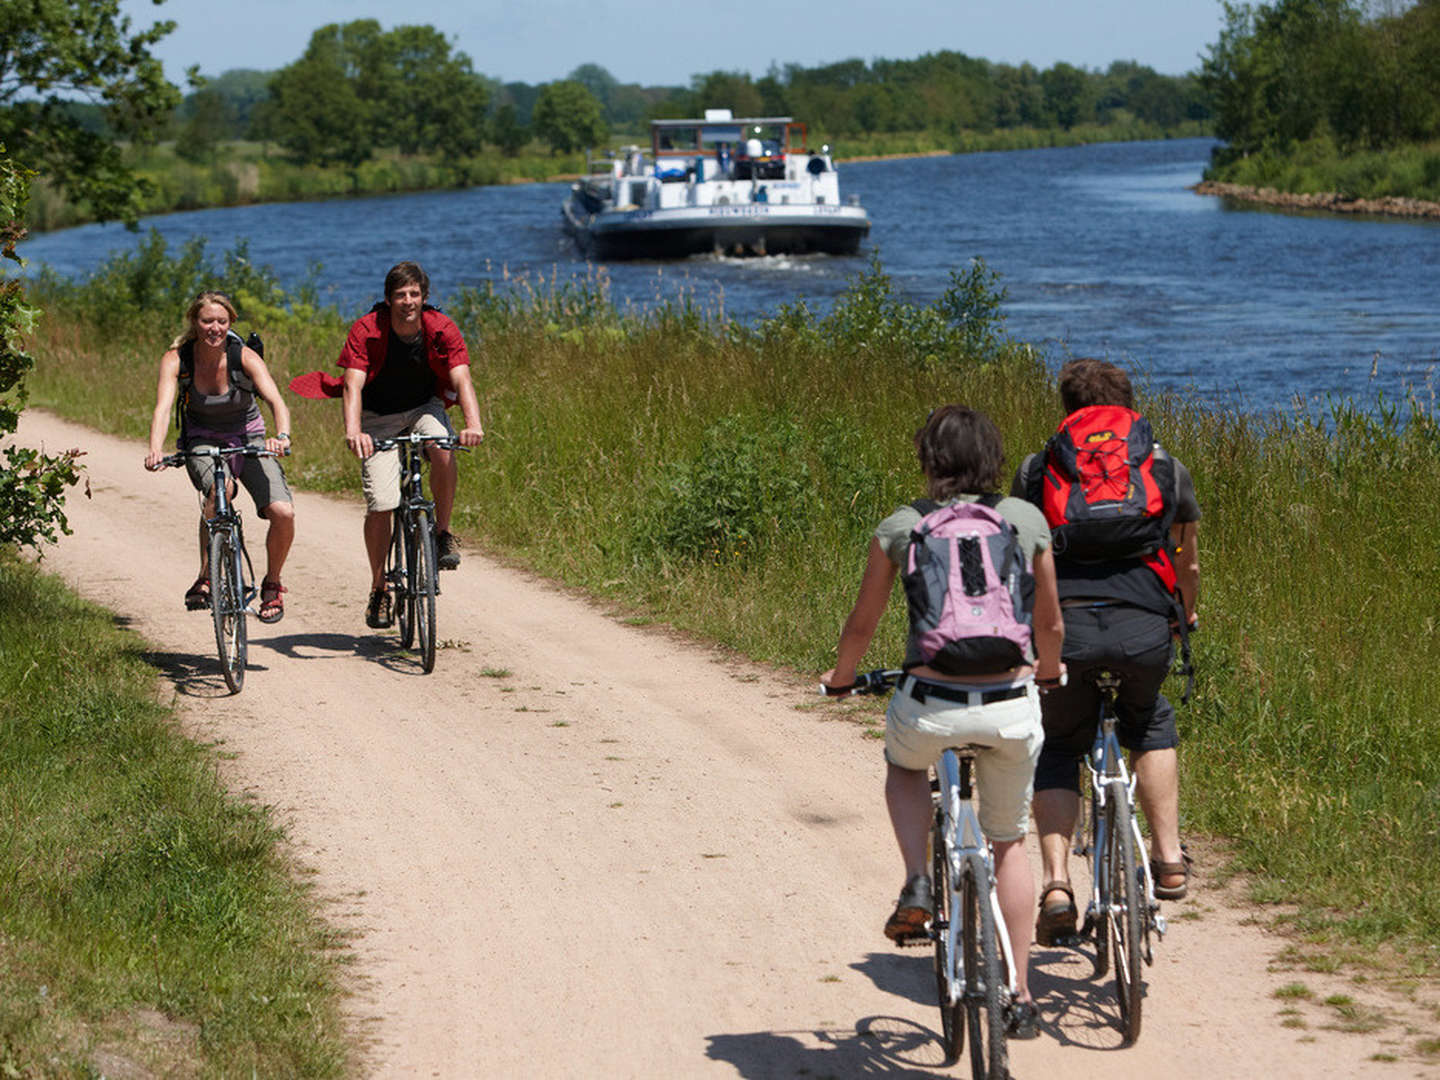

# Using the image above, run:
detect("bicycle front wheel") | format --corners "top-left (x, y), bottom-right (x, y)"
top-left (931, 806), bottom-right (963, 1064)
top-left (209, 526), bottom-right (246, 694)
top-left (413, 510), bottom-right (438, 673)
top-left (960, 852), bottom-right (1008, 1080)
top-left (391, 509), bottom-right (415, 648)
top-left (1106, 787), bottom-right (1145, 1045)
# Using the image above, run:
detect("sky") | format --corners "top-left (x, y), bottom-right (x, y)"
top-left (117, 0), bottom-right (1226, 88)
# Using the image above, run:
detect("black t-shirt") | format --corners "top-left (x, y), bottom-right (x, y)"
top-left (361, 329), bottom-right (435, 415)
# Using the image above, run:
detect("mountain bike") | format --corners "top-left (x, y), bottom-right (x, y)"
top-left (157, 445), bottom-right (281, 694)
top-left (824, 669), bottom-right (1017, 1078)
top-left (372, 433), bottom-right (469, 674)
top-left (1071, 669), bottom-right (1166, 1046)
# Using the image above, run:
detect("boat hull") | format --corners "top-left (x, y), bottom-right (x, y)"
top-left (564, 199), bottom-right (870, 260)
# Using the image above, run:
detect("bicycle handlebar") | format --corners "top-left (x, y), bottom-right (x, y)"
top-left (371, 434), bottom-right (472, 453)
top-left (155, 445), bottom-right (288, 470)
top-left (819, 668), bottom-right (902, 698)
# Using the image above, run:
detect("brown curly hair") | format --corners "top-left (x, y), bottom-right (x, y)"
top-left (914, 404), bottom-right (1005, 499)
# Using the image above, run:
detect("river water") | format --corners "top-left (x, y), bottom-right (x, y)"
top-left (17, 138), bottom-right (1440, 415)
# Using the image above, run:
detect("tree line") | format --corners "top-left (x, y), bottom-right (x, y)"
top-left (1201, 0), bottom-right (1440, 166)
top-left (23, 21), bottom-right (1209, 173)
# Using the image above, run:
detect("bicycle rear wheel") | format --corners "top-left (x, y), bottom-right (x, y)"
top-left (413, 511), bottom-right (438, 673)
top-left (930, 806), bottom-right (963, 1063)
top-left (1106, 787), bottom-right (1145, 1045)
top-left (1089, 776), bottom-right (1110, 980)
top-left (960, 852), bottom-right (1008, 1080)
top-left (209, 526), bottom-right (246, 694)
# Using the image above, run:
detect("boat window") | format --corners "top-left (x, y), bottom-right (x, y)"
top-left (656, 126), bottom-right (700, 152)
top-left (700, 125), bottom-right (742, 146)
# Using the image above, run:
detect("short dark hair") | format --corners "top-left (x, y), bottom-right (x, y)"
top-left (384, 261), bottom-right (430, 302)
top-left (1058, 358), bottom-right (1133, 412)
top-left (914, 404), bottom-right (1005, 499)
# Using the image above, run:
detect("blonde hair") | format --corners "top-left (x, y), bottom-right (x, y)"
top-left (170, 291), bottom-right (239, 350)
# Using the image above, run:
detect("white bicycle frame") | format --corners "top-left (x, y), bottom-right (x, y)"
top-left (1081, 715), bottom-right (1167, 944)
top-left (935, 747), bottom-right (1019, 1010)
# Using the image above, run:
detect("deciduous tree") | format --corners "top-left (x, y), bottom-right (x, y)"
top-left (0, 0), bottom-right (181, 225)
top-left (531, 80), bottom-right (607, 153)
top-left (0, 149), bottom-right (84, 550)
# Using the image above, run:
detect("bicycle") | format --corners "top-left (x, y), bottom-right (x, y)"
top-left (824, 669), bottom-right (1018, 1079)
top-left (371, 433), bottom-right (470, 674)
top-left (1069, 668), bottom-right (1166, 1046)
top-left (156, 445), bottom-right (282, 694)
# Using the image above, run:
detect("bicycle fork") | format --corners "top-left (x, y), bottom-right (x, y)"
top-left (937, 755), bottom-right (1019, 1008)
top-left (1078, 757), bottom-right (1167, 951)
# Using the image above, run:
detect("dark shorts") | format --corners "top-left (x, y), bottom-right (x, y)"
top-left (1033, 602), bottom-right (1177, 793)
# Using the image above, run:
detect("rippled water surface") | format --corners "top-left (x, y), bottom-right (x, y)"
top-left (19, 138), bottom-right (1440, 414)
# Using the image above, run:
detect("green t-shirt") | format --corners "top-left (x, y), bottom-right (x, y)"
top-left (873, 494), bottom-right (1052, 568)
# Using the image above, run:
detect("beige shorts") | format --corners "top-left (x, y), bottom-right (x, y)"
top-left (885, 675), bottom-right (1043, 842)
top-left (359, 399), bottom-right (454, 513)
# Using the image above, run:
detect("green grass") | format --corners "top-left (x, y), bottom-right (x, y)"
top-left (1205, 134), bottom-right (1440, 203)
top-left (0, 558), bottom-right (348, 1076)
top-left (26, 140), bottom-right (588, 233)
top-left (20, 236), bottom-right (1440, 984)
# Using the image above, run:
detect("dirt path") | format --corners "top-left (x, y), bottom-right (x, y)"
top-left (17, 409), bottom-right (1435, 1079)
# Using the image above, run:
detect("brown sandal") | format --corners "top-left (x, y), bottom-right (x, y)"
top-left (184, 576), bottom-right (211, 611)
top-left (1151, 850), bottom-right (1193, 901)
top-left (258, 579), bottom-right (286, 624)
top-left (1036, 880), bottom-right (1077, 945)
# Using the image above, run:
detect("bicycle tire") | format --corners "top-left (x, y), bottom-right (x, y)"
top-left (931, 805), bottom-right (963, 1064)
top-left (209, 526), bottom-right (246, 694)
top-left (961, 852), bottom-right (1008, 1080)
top-left (414, 511), bottom-right (438, 673)
top-left (1089, 776), bottom-right (1110, 980)
top-left (388, 509), bottom-right (412, 648)
top-left (1107, 786), bottom-right (1145, 1045)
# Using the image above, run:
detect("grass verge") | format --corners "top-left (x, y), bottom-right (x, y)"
top-left (0, 556), bottom-right (348, 1077)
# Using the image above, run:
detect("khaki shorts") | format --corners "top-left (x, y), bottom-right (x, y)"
top-left (885, 675), bottom-right (1043, 842)
top-left (359, 399), bottom-right (455, 513)
top-left (183, 438), bottom-right (292, 517)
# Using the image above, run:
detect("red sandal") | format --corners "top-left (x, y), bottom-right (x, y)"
top-left (258, 579), bottom-right (286, 624)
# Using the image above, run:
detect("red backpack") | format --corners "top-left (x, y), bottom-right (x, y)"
top-left (1031, 404), bottom-right (1178, 588)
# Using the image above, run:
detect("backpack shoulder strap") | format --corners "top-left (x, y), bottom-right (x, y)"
top-left (226, 331), bottom-right (256, 392)
top-left (910, 498), bottom-right (941, 516)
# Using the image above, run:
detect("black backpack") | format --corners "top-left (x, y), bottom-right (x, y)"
top-left (175, 330), bottom-right (262, 436)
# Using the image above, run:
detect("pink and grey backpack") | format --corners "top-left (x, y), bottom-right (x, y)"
top-left (901, 496), bottom-right (1035, 676)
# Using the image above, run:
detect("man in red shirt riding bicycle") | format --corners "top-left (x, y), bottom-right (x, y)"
top-left (340, 262), bottom-right (485, 628)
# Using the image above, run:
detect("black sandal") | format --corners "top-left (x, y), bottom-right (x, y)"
top-left (184, 576), bottom-right (211, 611)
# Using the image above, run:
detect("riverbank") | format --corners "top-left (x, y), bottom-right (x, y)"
top-left (1192, 179), bottom-right (1440, 219)
top-left (25, 124), bottom-right (1208, 235)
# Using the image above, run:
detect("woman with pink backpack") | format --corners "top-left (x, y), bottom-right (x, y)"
top-left (821, 403), bottom-right (1065, 1037)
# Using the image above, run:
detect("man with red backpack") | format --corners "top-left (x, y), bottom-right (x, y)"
top-left (340, 262), bottom-right (485, 628)
top-left (1011, 358), bottom-right (1200, 945)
